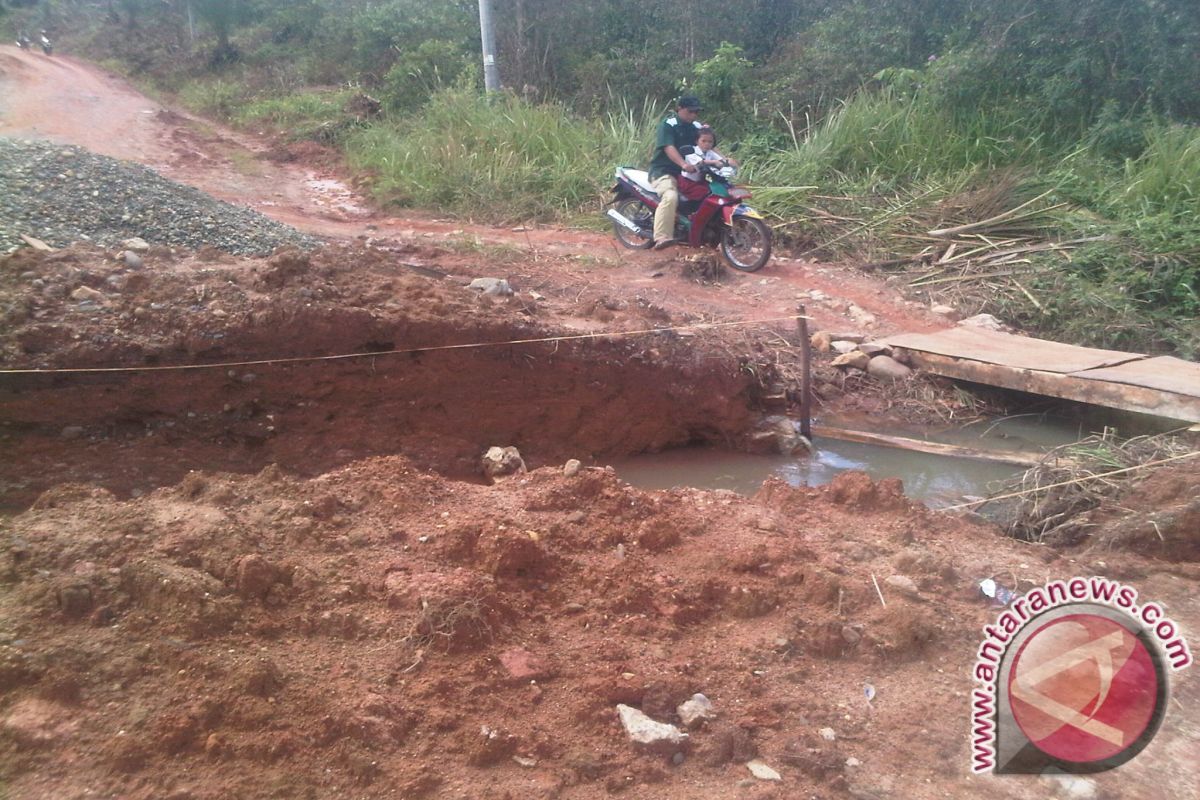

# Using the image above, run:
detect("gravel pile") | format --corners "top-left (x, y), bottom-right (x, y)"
top-left (0, 138), bottom-right (319, 255)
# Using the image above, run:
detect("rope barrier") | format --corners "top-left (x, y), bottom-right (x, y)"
top-left (941, 450), bottom-right (1200, 511)
top-left (0, 315), bottom-right (806, 376)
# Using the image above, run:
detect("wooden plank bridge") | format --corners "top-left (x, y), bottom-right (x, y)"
top-left (881, 327), bottom-right (1200, 424)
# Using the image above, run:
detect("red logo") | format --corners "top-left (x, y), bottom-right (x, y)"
top-left (1008, 613), bottom-right (1160, 764)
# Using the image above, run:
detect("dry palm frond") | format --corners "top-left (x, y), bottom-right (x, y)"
top-left (995, 429), bottom-right (1194, 544)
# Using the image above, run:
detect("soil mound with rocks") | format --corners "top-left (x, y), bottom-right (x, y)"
top-left (0, 139), bottom-right (318, 255)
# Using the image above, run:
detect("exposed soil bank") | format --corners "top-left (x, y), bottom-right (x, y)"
top-left (0, 244), bottom-right (780, 508)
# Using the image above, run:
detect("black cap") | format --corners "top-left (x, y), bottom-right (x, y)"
top-left (678, 95), bottom-right (703, 111)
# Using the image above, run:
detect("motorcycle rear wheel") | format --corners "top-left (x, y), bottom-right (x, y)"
top-left (611, 196), bottom-right (654, 250)
top-left (720, 217), bottom-right (772, 272)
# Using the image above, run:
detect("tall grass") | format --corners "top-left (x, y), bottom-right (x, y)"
top-left (346, 89), bottom-right (661, 222)
top-left (752, 89), bottom-right (1033, 191)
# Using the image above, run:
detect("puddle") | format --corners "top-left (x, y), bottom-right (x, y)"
top-left (610, 414), bottom-right (1085, 508)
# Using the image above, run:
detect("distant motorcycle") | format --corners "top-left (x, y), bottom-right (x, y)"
top-left (15, 33), bottom-right (31, 50)
top-left (38, 31), bottom-right (52, 56)
top-left (606, 161), bottom-right (773, 272)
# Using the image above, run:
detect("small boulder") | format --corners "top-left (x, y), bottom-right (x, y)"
top-left (70, 286), bottom-right (105, 303)
top-left (469, 278), bottom-right (514, 297)
top-left (123, 251), bottom-right (144, 269)
top-left (830, 340), bottom-right (859, 355)
top-left (831, 351), bottom-right (870, 371)
top-left (482, 446), bottom-right (526, 483)
top-left (563, 459), bottom-right (582, 478)
top-left (810, 331), bottom-right (833, 353)
top-left (616, 704), bottom-right (689, 753)
top-left (746, 760), bottom-right (782, 781)
top-left (930, 304), bottom-right (956, 317)
top-left (858, 342), bottom-right (891, 357)
top-left (122, 237), bottom-right (151, 252)
top-left (866, 355), bottom-right (913, 380)
top-left (677, 694), bottom-right (716, 729)
top-left (958, 313), bottom-right (1007, 331)
top-left (748, 416), bottom-right (809, 456)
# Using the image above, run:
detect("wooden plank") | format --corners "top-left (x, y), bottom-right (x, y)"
top-left (812, 425), bottom-right (1044, 467)
top-left (1071, 356), bottom-right (1200, 400)
top-left (884, 327), bottom-right (1143, 374)
top-left (904, 351), bottom-right (1200, 423)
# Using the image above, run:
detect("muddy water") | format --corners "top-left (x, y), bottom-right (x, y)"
top-left (611, 414), bottom-right (1085, 508)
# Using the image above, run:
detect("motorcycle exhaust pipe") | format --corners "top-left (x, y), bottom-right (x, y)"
top-left (606, 208), bottom-right (652, 239)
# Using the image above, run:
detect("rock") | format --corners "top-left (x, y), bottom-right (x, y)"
top-left (235, 554), bottom-right (278, 600)
top-left (498, 648), bottom-right (555, 683)
top-left (930, 304), bottom-right (956, 317)
top-left (60, 426), bottom-right (85, 440)
top-left (122, 237), bottom-right (151, 252)
top-left (958, 313), bottom-right (1006, 331)
top-left (123, 250), bottom-right (143, 269)
top-left (748, 416), bottom-right (810, 456)
top-left (563, 459), bottom-right (582, 478)
top-left (819, 727), bottom-right (837, 741)
top-left (468, 277), bottom-right (514, 296)
top-left (830, 332), bottom-right (867, 343)
top-left (831, 351), bottom-right (870, 371)
top-left (884, 574), bottom-right (920, 598)
top-left (810, 331), bottom-right (833, 352)
top-left (616, 704), bottom-right (689, 752)
top-left (746, 760), bottom-right (782, 781)
top-left (204, 732), bottom-right (226, 758)
top-left (866, 355), bottom-right (913, 380)
top-left (830, 340), bottom-right (859, 354)
top-left (676, 693), bottom-right (716, 729)
top-left (858, 342), bottom-right (890, 357)
top-left (19, 234), bottom-right (54, 252)
top-left (70, 285), bottom-right (105, 303)
top-left (481, 446), bottom-right (526, 482)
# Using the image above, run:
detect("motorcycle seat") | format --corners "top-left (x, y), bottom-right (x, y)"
top-left (616, 168), bottom-right (657, 197)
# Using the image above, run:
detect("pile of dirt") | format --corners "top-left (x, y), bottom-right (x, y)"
top-left (3, 456), bottom-right (1197, 799)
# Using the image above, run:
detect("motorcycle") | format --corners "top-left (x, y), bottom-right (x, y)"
top-left (16, 33), bottom-right (31, 50)
top-left (606, 161), bottom-right (772, 272)
top-left (39, 32), bottom-right (52, 55)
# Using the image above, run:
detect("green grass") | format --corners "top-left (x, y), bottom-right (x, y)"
top-left (234, 89), bottom-right (361, 144)
top-left (345, 89), bottom-right (660, 223)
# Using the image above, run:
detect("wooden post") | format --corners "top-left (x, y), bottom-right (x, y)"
top-left (797, 305), bottom-right (812, 438)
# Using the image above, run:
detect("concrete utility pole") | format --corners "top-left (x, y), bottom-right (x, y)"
top-left (478, 0), bottom-right (502, 92)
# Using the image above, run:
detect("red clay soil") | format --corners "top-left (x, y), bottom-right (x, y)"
top-left (2, 45), bottom-right (1200, 800)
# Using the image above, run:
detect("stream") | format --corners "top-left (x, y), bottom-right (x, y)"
top-left (610, 414), bottom-right (1087, 508)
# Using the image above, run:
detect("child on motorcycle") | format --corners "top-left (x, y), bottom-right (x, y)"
top-left (678, 127), bottom-right (738, 201)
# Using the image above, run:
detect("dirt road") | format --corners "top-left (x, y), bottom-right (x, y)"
top-left (0, 43), bottom-right (937, 337)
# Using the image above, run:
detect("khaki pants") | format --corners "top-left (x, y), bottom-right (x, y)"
top-left (650, 174), bottom-right (679, 243)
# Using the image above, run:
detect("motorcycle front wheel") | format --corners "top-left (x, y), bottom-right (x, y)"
top-left (611, 196), bottom-right (654, 250)
top-left (720, 216), bottom-right (772, 272)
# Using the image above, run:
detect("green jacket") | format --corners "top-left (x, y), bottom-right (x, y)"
top-left (648, 115), bottom-right (703, 180)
